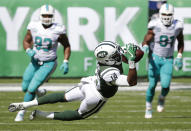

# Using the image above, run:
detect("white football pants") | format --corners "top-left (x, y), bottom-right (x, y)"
top-left (65, 83), bottom-right (107, 118)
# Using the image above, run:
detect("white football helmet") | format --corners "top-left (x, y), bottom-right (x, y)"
top-left (159, 3), bottom-right (174, 26)
top-left (40, 4), bottom-right (55, 26)
top-left (94, 41), bottom-right (123, 66)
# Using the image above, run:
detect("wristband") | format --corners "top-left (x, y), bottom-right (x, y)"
top-left (129, 61), bottom-right (135, 69)
top-left (26, 48), bottom-right (31, 53)
top-left (63, 59), bottom-right (68, 63)
top-left (177, 53), bottom-right (182, 58)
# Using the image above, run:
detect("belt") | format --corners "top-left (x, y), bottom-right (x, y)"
top-left (33, 57), bottom-right (57, 66)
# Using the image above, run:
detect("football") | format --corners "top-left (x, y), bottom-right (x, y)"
top-left (134, 46), bottom-right (144, 62)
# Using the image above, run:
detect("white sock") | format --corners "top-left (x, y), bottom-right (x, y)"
top-left (36, 110), bottom-right (54, 119)
top-left (17, 110), bottom-right (26, 115)
top-left (146, 101), bottom-right (152, 110)
top-left (23, 100), bottom-right (38, 108)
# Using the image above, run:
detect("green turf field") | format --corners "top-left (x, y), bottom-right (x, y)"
top-left (1, 90), bottom-right (191, 131)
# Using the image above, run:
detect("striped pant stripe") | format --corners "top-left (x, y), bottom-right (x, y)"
top-left (81, 100), bottom-right (106, 118)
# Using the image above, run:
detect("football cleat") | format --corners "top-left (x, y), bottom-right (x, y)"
top-left (8, 103), bottom-right (25, 112)
top-left (36, 88), bottom-right (47, 98)
top-left (157, 95), bottom-right (165, 112)
top-left (29, 110), bottom-right (37, 120)
top-left (14, 110), bottom-right (25, 122)
top-left (145, 109), bottom-right (152, 119)
top-left (157, 105), bottom-right (164, 112)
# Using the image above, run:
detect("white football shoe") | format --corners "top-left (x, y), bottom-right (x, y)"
top-left (157, 105), bottom-right (164, 112)
top-left (14, 110), bottom-right (25, 122)
top-left (29, 110), bottom-right (37, 120)
top-left (157, 95), bottom-right (165, 112)
top-left (8, 103), bottom-right (25, 112)
top-left (145, 109), bottom-right (152, 119)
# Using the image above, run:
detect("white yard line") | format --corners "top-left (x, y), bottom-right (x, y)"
top-left (0, 82), bottom-right (190, 92)
top-left (1, 121), bottom-right (191, 125)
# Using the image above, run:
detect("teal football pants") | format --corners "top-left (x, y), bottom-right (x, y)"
top-left (22, 59), bottom-right (57, 102)
top-left (146, 53), bottom-right (173, 102)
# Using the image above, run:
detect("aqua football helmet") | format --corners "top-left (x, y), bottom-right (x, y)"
top-left (40, 4), bottom-right (55, 26)
top-left (159, 3), bottom-right (174, 26)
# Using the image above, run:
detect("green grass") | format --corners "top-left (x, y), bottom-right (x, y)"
top-left (1, 90), bottom-right (191, 130)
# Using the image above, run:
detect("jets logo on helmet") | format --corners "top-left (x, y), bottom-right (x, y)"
top-left (40, 4), bottom-right (55, 26)
top-left (97, 51), bottom-right (108, 58)
top-left (94, 41), bottom-right (122, 66)
top-left (159, 3), bottom-right (174, 26)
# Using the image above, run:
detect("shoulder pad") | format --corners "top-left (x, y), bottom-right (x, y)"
top-left (27, 21), bottom-right (38, 30)
top-left (148, 18), bottom-right (158, 29)
top-left (174, 19), bottom-right (184, 30)
top-left (53, 23), bottom-right (66, 34)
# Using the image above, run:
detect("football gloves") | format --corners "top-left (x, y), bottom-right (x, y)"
top-left (141, 45), bottom-right (149, 54)
top-left (60, 61), bottom-right (69, 75)
top-left (26, 48), bottom-right (36, 57)
top-left (125, 43), bottom-right (136, 61)
top-left (174, 57), bottom-right (183, 71)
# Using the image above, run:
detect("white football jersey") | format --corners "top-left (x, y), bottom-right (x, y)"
top-left (27, 21), bottom-right (66, 61)
top-left (148, 18), bottom-right (183, 57)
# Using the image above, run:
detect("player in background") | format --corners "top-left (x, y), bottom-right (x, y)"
top-left (8, 41), bottom-right (137, 121)
top-left (14, 4), bottom-right (71, 121)
top-left (141, 3), bottom-right (184, 119)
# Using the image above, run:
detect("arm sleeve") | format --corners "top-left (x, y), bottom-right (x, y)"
top-left (115, 75), bottom-right (129, 86)
top-left (148, 19), bottom-right (156, 30)
top-left (177, 20), bottom-right (184, 30)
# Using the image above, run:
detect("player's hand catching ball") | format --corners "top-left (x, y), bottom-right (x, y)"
top-left (125, 43), bottom-right (136, 61)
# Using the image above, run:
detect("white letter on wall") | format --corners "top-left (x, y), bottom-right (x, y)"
top-left (84, 57), bottom-right (93, 71)
top-left (174, 8), bottom-right (191, 51)
top-left (105, 7), bottom-right (139, 44)
top-left (68, 7), bottom-right (99, 51)
top-left (0, 7), bottom-right (29, 51)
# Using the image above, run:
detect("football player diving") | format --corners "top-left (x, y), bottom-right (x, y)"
top-left (14, 4), bottom-right (71, 121)
top-left (141, 3), bottom-right (184, 119)
top-left (9, 41), bottom-right (138, 121)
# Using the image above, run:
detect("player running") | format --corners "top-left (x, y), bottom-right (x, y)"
top-left (8, 41), bottom-right (138, 121)
top-left (14, 4), bottom-right (71, 121)
top-left (141, 3), bottom-right (184, 119)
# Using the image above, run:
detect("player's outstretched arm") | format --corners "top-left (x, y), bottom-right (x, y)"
top-left (23, 30), bottom-right (36, 57)
top-left (177, 30), bottom-right (184, 54)
top-left (23, 30), bottom-right (33, 50)
top-left (126, 44), bottom-right (137, 86)
top-left (141, 29), bottom-right (154, 53)
top-left (58, 34), bottom-right (71, 74)
top-left (115, 44), bottom-right (137, 86)
top-left (174, 30), bottom-right (184, 71)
